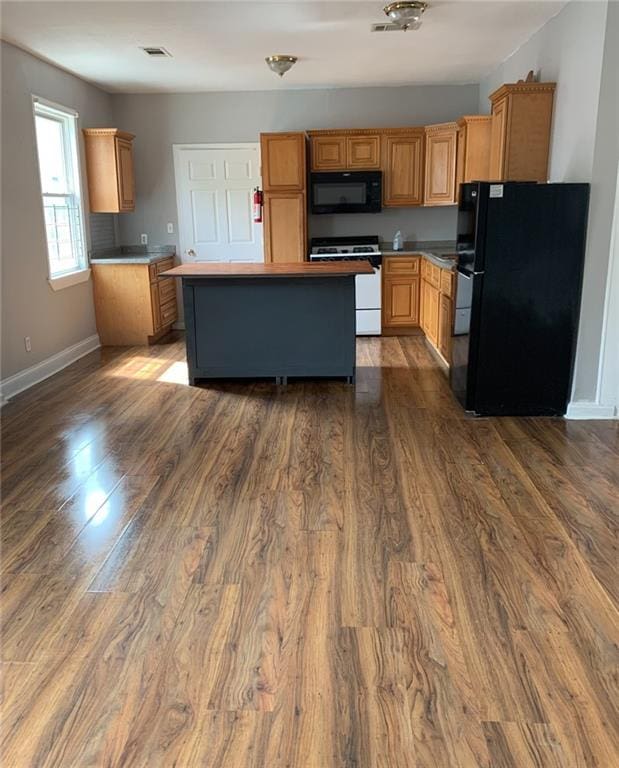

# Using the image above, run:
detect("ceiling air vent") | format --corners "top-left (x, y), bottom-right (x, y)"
top-left (371, 23), bottom-right (408, 32)
top-left (140, 47), bottom-right (172, 57)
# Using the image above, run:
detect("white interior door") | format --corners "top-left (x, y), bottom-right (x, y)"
top-left (174, 144), bottom-right (262, 262)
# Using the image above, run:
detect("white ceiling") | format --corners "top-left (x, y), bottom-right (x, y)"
top-left (1, 1), bottom-right (568, 93)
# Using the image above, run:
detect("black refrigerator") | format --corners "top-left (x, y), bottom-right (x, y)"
top-left (450, 181), bottom-right (590, 417)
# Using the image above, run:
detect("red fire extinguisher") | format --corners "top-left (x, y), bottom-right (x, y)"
top-left (253, 187), bottom-right (263, 223)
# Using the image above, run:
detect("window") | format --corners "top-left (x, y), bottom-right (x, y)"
top-left (33, 98), bottom-right (87, 281)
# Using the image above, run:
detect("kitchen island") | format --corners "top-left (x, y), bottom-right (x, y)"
top-left (160, 261), bottom-right (374, 385)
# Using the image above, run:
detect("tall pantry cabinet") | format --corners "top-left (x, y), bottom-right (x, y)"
top-left (260, 133), bottom-right (307, 263)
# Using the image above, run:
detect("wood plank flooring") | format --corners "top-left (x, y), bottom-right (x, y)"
top-left (1, 334), bottom-right (618, 767)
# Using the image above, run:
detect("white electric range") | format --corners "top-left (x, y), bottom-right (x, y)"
top-left (309, 236), bottom-right (382, 335)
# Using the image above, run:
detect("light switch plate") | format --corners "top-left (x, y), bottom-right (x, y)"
top-left (167, 223), bottom-right (174, 234)
top-left (140, 233), bottom-right (148, 245)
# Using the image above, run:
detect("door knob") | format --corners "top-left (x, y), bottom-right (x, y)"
top-left (187, 249), bottom-right (196, 258)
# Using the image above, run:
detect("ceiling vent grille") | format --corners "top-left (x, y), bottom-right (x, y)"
top-left (371, 23), bottom-right (407, 32)
top-left (141, 47), bottom-right (172, 57)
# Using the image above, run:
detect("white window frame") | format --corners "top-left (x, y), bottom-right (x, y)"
top-left (32, 96), bottom-right (90, 290)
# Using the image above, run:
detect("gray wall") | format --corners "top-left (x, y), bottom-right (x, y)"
top-left (309, 208), bottom-right (457, 245)
top-left (1, 41), bottom-right (113, 379)
top-left (113, 84), bottom-right (479, 247)
top-left (479, 0), bottom-right (616, 405)
top-left (571, 0), bottom-right (618, 403)
top-left (479, 1), bottom-right (607, 182)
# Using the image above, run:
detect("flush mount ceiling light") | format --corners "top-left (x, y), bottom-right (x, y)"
top-left (383, 1), bottom-right (428, 31)
top-left (265, 55), bottom-right (298, 78)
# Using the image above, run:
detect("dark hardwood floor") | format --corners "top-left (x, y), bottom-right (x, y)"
top-left (1, 334), bottom-right (617, 767)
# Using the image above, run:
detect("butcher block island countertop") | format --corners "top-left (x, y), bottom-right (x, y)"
top-left (167, 260), bottom-right (373, 385)
top-left (160, 261), bottom-right (374, 278)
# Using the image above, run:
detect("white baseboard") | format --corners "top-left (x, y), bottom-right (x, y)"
top-left (0, 334), bottom-right (101, 403)
top-left (566, 401), bottom-right (618, 420)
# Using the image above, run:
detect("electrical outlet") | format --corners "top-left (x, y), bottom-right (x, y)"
top-left (24, 336), bottom-right (31, 352)
top-left (140, 233), bottom-right (148, 245)
top-left (167, 222), bottom-right (174, 234)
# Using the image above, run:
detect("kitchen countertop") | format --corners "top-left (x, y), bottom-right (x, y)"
top-left (380, 240), bottom-right (457, 270)
top-left (161, 261), bottom-right (374, 279)
top-left (89, 245), bottom-right (176, 265)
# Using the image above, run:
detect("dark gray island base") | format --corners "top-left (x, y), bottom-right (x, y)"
top-left (160, 261), bottom-right (374, 385)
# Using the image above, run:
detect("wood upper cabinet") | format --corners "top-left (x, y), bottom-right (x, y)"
top-left (310, 132), bottom-right (381, 170)
top-left (83, 129), bottom-right (135, 213)
top-left (311, 135), bottom-right (346, 170)
top-left (488, 82), bottom-right (556, 181)
top-left (424, 122), bottom-right (458, 206)
top-left (489, 96), bottom-right (509, 181)
top-left (456, 116), bottom-right (492, 197)
top-left (382, 131), bottom-right (424, 207)
top-left (263, 192), bottom-right (306, 263)
top-left (260, 132), bottom-right (307, 191)
top-left (346, 135), bottom-right (381, 169)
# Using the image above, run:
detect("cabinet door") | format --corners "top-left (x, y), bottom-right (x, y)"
top-left (461, 117), bottom-right (492, 184)
top-left (311, 135), bottom-right (346, 171)
top-left (115, 137), bottom-right (135, 211)
top-left (424, 127), bottom-right (457, 205)
top-left (383, 133), bottom-right (424, 206)
top-left (150, 282), bottom-right (161, 333)
top-left (420, 278), bottom-right (429, 334)
top-left (455, 127), bottom-right (466, 202)
top-left (263, 192), bottom-right (306, 263)
top-left (346, 135), bottom-right (381, 169)
top-left (261, 133), bottom-right (306, 191)
top-left (383, 276), bottom-right (419, 328)
top-left (426, 283), bottom-right (440, 345)
top-left (438, 293), bottom-right (452, 360)
top-left (489, 97), bottom-right (509, 181)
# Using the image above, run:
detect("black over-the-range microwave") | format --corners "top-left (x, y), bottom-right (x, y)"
top-left (309, 171), bottom-right (382, 214)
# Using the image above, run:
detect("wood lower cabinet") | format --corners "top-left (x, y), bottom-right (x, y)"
top-left (83, 129), bottom-right (135, 213)
top-left (438, 293), bottom-right (453, 360)
top-left (383, 131), bottom-right (424, 207)
top-left (424, 123), bottom-right (458, 206)
top-left (384, 277), bottom-right (420, 327)
top-left (92, 257), bottom-right (177, 345)
top-left (420, 260), bottom-right (455, 363)
top-left (260, 132), bottom-right (307, 190)
top-left (263, 192), bottom-right (306, 263)
top-left (420, 278), bottom-right (439, 345)
top-left (382, 255), bottom-right (420, 331)
top-left (488, 82), bottom-right (556, 182)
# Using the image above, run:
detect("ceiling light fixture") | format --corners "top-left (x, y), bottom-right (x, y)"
top-left (383, 1), bottom-right (428, 31)
top-left (265, 55), bottom-right (298, 78)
